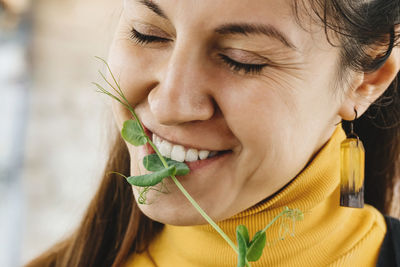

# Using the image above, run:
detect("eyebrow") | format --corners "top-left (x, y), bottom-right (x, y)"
top-left (137, 0), bottom-right (297, 50)
top-left (215, 23), bottom-right (297, 50)
top-left (138, 0), bottom-right (168, 20)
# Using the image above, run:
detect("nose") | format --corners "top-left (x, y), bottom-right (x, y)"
top-left (148, 47), bottom-right (215, 126)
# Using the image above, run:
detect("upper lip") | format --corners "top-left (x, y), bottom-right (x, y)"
top-left (142, 123), bottom-right (232, 152)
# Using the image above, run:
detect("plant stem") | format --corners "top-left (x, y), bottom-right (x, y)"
top-left (169, 174), bottom-right (238, 253)
top-left (145, 136), bottom-right (239, 253)
top-left (262, 209), bottom-right (287, 233)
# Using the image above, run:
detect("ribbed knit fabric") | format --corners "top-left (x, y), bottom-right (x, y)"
top-left (125, 123), bottom-right (387, 267)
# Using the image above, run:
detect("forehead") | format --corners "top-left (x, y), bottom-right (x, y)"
top-left (163, 0), bottom-right (293, 20)
top-left (129, 0), bottom-right (294, 24)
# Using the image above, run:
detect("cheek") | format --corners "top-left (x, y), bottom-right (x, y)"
top-left (217, 78), bottom-right (299, 151)
top-left (111, 100), bottom-right (130, 130)
top-left (215, 74), bottom-right (335, 183)
top-left (212, 79), bottom-right (300, 185)
top-left (107, 38), bottom-right (161, 108)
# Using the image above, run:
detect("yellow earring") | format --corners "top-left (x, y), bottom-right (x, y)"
top-left (340, 108), bottom-right (365, 208)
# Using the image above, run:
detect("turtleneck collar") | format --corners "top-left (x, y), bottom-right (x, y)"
top-left (126, 123), bottom-right (387, 267)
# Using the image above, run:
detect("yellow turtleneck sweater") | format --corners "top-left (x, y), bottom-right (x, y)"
top-left (125, 124), bottom-right (387, 267)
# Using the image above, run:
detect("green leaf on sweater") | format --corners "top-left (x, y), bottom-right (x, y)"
top-left (247, 230), bottom-right (266, 261)
top-left (236, 225), bottom-right (248, 267)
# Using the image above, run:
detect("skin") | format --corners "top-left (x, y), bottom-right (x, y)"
top-left (108, 0), bottom-right (400, 225)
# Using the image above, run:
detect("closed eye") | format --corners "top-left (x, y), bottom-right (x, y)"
top-left (130, 28), bottom-right (171, 44)
top-left (218, 54), bottom-right (268, 75)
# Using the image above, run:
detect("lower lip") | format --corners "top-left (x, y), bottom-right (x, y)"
top-left (141, 126), bottom-right (232, 172)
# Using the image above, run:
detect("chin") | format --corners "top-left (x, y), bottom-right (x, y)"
top-left (137, 200), bottom-right (210, 226)
top-left (132, 188), bottom-right (212, 226)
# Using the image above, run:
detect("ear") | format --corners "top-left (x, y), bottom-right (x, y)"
top-left (338, 44), bottom-right (400, 121)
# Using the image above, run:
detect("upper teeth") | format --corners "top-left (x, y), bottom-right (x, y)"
top-left (152, 133), bottom-right (218, 162)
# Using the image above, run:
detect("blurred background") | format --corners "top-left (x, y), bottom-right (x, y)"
top-left (0, 0), bottom-right (122, 266)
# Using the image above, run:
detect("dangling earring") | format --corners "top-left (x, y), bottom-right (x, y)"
top-left (340, 108), bottom-right (365, 208)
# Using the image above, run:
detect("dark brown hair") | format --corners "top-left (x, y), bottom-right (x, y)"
top-left (26, 1), bottom-right (400, 266)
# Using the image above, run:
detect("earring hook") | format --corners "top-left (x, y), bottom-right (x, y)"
top-left (350, 107), bottom-right (358, 135)
top-left (349, 107), bottom-right (360, 144)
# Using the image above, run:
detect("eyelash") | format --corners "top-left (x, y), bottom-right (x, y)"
top-left (217, 54), bottom-right (268, 75)
top-left (129, 27), bottom-right (268, 75)
top-left (130, 28), bottom-right (170, 44)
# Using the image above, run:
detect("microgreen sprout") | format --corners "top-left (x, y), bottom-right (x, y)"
top-left (93, 56), bottom-right (304, 267)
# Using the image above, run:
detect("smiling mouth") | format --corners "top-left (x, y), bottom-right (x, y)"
top-left (142, 124), bottom-right (233, 164)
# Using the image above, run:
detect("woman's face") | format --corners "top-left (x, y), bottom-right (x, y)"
top-left (109, 0), bottom-right (346, 225)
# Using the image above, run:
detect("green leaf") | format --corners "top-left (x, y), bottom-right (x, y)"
top-left (143, 154), bottom-right (190, 176)
top-left (236, 225), bottom-right (248, 267)
top-left (121, 120), bottom-right (147, 146)
top-left (236, 225), bottom-right (250, 246)
top-left (246, 230), bottom-right (266, 262)
top-left (126, 165), bottom-right (176, 187)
